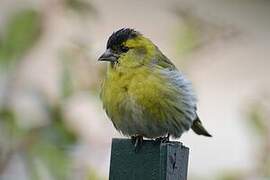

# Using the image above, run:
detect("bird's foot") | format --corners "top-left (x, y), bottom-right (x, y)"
top-left (154, 134), bottom-right (170, 144)
top-left (131, 135), bottom-right (143, 152)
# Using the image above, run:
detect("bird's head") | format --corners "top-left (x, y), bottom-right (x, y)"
top-left (98, 28), bottom-right (156, 68)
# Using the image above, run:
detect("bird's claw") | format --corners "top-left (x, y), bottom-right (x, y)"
top-left (131, 135), bottom-right (143, 152)
top-left (154, 134), bottom-right (170, 143)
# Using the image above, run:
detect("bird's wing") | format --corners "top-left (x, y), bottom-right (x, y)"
top-left (154, 50), bottom-right (176, 70)
top-left (151, 50), bottom-right (197, 118)
top-left (157, 66), bottom-right (198, 127)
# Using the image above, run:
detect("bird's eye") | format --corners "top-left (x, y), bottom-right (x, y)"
top-left (120, 45), bottom-right (129, 53)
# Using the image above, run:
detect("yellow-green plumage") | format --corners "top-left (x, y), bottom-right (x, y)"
top-left (99, 28), bottom-right (211, 138)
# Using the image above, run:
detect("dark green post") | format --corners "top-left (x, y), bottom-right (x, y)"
top-left (109, 138), bottom-right (189, 180)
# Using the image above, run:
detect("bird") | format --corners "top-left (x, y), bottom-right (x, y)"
top-left (98, 28), bottom-right (211, 148)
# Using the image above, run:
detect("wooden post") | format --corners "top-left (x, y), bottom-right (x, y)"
top-left (109, 138), bottom-right (189, 180)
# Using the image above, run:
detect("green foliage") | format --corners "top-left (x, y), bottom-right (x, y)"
top-left (216, 170), bottom-right (245, 180)
top-left (44, 104), bottom-right (77, 147)
top-left (245, 99), bottom-right (270, 178)
top-left (0, 103), bottom-right (77, 179)
top-left (87, 168), bottom-right (105, 180)
top-left (0, 9), bottom-right (41, 66)
top-left (247, 103), bottom-right (268, 136)
top-left (0, 107), bottom-right (26, 139)
top-left (65, 0), bottom-right (97, 15)
top-left (61, 57), bottom-right (75, 99)
top-left (0, 2), bottom-right (104, 179)
top-left (175, 24), bottom-right (199, 56)
top-left (29, 141), bottom-right (72, 180)
top-left (27, 104), bottom-right (77, 179)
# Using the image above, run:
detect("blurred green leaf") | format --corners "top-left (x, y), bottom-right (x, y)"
top-left (247, 104), bottom-right (268, 136)
top-left (87, 168), bottom-right (105, 180)
top-left (0, 108), bottom-right (26, 175)
top-left (176, 24), bottom-right (199, 56)
top-left (61, 59), bottom-right (74, 99)
top-left (23, 152), bottom-right (40, 180)
top-left (0, 9), bottom-right (42, 65)
top-left (30, 141), bottom-right (71, 180)
top-left (65, 0), bottom-right (97, 15)
top-left (216, 170), bottom-right (245, 180)
top-left (40, 119), bottom-right (77, 148)
top-left (41, 105), bottom-right (77, 147)
top-left (0, 38), bottom-right (3, 53)
top-left (25, 105), bottom-right (77, 180)
top-left (0, 108), bottom-right (16, 125)
top-left (0, 107), bottom-right (25, 138)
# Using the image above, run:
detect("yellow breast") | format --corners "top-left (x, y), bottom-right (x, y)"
top-left (100, 64), bottom-right (167, 125)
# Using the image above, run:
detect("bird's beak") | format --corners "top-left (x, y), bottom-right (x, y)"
top-left (98, 49), bottom-right (119, 62)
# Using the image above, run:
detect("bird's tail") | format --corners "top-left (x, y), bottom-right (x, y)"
top-left (191, 117), bottom-right (212, 137)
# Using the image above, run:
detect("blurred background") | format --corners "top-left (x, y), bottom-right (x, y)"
top-left (0, 0), bottom-right (269, 179)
